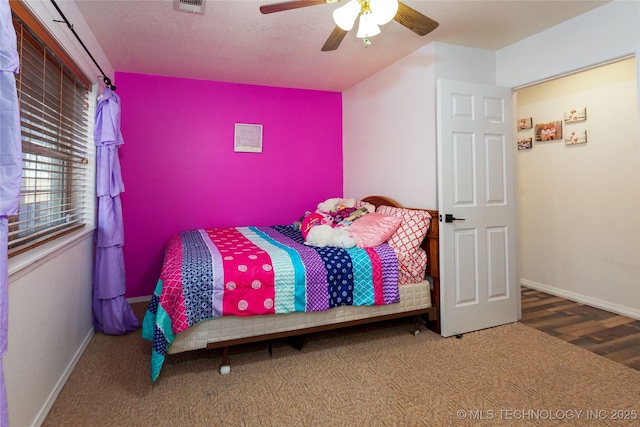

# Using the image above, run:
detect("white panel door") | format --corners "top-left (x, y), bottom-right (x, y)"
top-left (437, 79), bottom-right (519, 337)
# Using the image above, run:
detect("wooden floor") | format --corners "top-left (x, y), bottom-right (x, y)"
top-left (521, 287), bottom-right (640, 371)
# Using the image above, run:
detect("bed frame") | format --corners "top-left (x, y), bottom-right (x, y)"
top-left (363, 196), bottom-right (440, 333)
top-left (166, 196), bottom-right (440, 374)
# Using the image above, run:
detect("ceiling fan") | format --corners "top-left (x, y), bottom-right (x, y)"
top-left (259, 0), bottom-right (439, 51)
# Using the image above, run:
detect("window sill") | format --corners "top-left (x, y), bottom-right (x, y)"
top-left (8, 227), bottom-right (95, 283)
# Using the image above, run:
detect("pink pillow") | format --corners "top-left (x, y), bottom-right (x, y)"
top-left (376, 206), bottom-right (431, 254)
top-left (376, 205), bottom-right (432, 284)
top-left (348, 213), bottom-right (403, 248)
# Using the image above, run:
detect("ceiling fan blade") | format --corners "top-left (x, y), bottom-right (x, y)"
top-left (394, 1), bottom-right (439, 36)
top-left (321, 26), bottom-right (348, 52)
top-left (260, 0), bottom-right (328, 14)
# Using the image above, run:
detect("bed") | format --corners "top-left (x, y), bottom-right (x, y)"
top-left (142, 196), bottom-right (440, 382)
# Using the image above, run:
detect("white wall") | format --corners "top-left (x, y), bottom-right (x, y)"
top-left (6, 234), bottom-right (94, 427)
top-left (496, 0), bottom-right (639, 90)
top-left (497, 0), bottom-right (640, 318)
top-left (432, 42), bottom-right (496, 84)
top-left (343, 42), bottom-right (495, 209)
top-left (345, 0), bottom-right (640, 318)
top-left (516, 59), bottom-right (639, 318)
top-left (6, 1), bottom-right (111, 426)
top-left (343, 43), bottom-right (438, 209)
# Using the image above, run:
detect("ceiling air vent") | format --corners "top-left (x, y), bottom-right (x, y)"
top-left (174, 0), bottom-right (205, 15)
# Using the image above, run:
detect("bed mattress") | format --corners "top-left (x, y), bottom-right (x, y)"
top-left (168, 280), bottom-right (431, 354)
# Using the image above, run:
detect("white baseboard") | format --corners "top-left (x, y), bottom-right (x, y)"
top-left (127, 295), bottom-right (152, 304)
top-left (32, 327), bottom-right (94, 427)
top-left (521, 279), bottom-right (640, 321)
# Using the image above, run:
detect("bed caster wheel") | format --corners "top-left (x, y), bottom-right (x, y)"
top-left (219, 364), bottom-right (231, 375)
top-left (411, 329), bottom-right (420, 336)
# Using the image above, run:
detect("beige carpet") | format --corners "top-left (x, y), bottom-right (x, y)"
top-left (43, 313), bottom-right (640, 426)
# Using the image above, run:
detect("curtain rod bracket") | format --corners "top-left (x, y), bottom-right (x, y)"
top-left (53, 19), bottom-right (73, 29)
top-left (50, 0), bottom-right (115, 91)
top-left (103, 76), bottom-right (116, 91)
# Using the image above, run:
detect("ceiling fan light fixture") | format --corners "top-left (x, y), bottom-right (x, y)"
top-left (333, 0), bottom-right (361, 31)
top-left (356, 12), bottom-right (381, 39)
top-left (261, 0), bottom-right (438, 52)
top-left (369, 0), bottom-right (398, 25)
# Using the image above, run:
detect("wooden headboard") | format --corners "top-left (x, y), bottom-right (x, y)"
top-left (362, 196), bottom-right (440, 332)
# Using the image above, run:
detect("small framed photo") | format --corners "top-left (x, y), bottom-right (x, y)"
top-left (518, 138), bottom-right (533, 150)
top-left (565, 130), bottom-right (587, 145)
top-left (535, 121), bottom-right (562, 141)
top-left (234, 123), bottom-right (263, 153)
top-left (518, 117), bottom-right (532, 130)
top-left (564, 107), bottom-right (586, 123)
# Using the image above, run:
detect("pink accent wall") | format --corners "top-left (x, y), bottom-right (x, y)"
top-left (116, 73), bottom-right (343, 298)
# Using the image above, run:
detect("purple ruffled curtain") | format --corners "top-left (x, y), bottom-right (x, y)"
top-left (1, 0), bottom-right (21, 423)
top-left (92, 88), bottom-right (140, 335)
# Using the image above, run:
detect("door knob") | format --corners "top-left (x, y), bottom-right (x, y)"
top-left (444, 214), bottom-right (465, 223)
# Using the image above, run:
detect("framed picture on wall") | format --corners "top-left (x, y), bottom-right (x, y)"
top-left (234, 123), bottom-right (263, 153)
top-left (564, 107), bottom-right (587, 123)
top-left (565, 130), bottom-right (587, 145)
top-left (535, 121), bottom-right (563, 141)
top-left (518, 117), bottom-right (532, 130)
top-left (518, 138), bottom-right (533, 150)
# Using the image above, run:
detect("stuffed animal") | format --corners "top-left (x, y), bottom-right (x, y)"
top-left (344, 203), bottom-right (375, 222)
top-left (305, 224), bottom-right (356, 248)
top-left (317, 197), bottom-right (356, 213)
top-left (327, 206), bottom-right (356, 224)
top-left (301, 212), bottom-right (333, 239)
top-left (359, 202), bottom-right (376, 214)
top-left (300, 211), bottom-right (356, 248)
top-left (344, 208), bottom-right (368, 222)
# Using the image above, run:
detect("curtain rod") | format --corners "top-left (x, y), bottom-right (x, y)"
top-left (50, 0), bottom-right (116, 91)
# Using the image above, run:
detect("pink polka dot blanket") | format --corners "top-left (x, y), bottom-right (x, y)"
top-left (142, 225), bottom-right (399, 382)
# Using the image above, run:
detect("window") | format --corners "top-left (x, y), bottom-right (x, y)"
top-left (8, 11), bottom-right (91, 257)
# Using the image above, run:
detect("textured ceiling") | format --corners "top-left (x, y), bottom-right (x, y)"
top-left (74, 0), bottom-right (610, 92)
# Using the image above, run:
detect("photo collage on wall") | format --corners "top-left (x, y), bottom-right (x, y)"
top-left (563, 107), bottom-right (588, 145)
top-left (517, 106), bottom-right (587, 151)
top-left (517, 117), bottom-right (533, 150)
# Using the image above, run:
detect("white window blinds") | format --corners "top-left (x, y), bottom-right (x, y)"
top-left (8, 15), bottom-right (90, 257)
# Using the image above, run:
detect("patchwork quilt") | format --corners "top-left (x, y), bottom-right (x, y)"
top-left (142, 225), bottom-right (399, 381)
